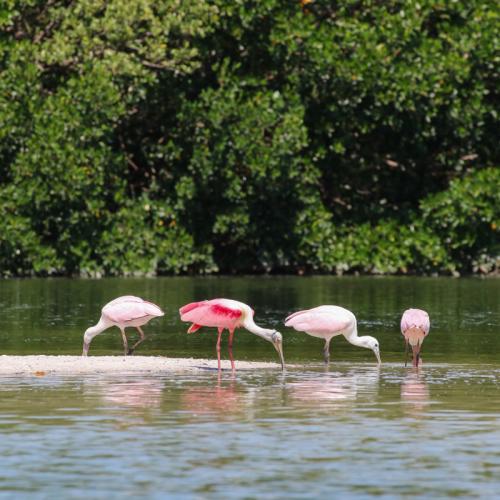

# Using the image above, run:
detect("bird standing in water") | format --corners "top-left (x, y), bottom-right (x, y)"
top-left (400, 308), bottom-right (430, 367)
top-left (82, 296), bottom-right (164, 356)
top-left (284, 305), bottom-right (381, 364)
top-left (179, 298), bottom-right (285, 371)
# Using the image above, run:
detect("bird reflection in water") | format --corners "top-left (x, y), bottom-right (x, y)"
top-left (180, 374), bottom-right (243, 417)
top-left (94, 377), bottom-right (164, 409)
top-left (288, 366), bottom-right (380, 406)
top-left (401, 370), bottom-right (430, 416)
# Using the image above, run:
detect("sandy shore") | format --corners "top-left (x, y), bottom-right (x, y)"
top-left (0, 355), bottom-right (284, 375)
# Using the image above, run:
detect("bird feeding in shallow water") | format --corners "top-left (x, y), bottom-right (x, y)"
top-left (179, 298), bottom-right (285, 371)
top-left (400, 308), bottom-right (430, 367)
top-left (82, 296), bottom-right (164, 356)
top-left (284, 305), bottom-right (381, 364)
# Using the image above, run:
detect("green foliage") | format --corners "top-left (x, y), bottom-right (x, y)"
top-left (301, 219), bottom-right (450, 276)
top-left (0, 1), bottom-right (498, 276)
top-left (421, 167), bottom-right (500, 274)
top-left (173, 82), bottom-right (322, 272)
top-left (95, 197), bottom-right (216, 276)
top-left (0, 206), bottom-right (62, 277)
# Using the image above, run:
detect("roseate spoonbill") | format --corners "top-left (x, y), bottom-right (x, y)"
top-left (82, 296), bottom-right (164, 356)
top-left (179, 298), bottom-right (285, 371)
top-left (284, 305), bottom-right (381, 364)
top-left (401, 308), bottom-right (430, 367)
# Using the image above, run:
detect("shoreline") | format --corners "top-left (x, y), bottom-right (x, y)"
top-left (0, 356), bottom-right (495, 376)
top-left (0, 355), bottom-right (284, 375)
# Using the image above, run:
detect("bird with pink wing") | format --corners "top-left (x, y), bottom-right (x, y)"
top-left (179, 298), bottom-right (284, 371)
top-left (400, 308), bottom-right (430, 367)
top-left (284, 305), bottom-right (381, 364)
top-left (82, 296), bottom-right (164, 356)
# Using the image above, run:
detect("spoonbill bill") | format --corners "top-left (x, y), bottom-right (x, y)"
top-left (284, 305), bottom-right (381, 364)
top-left (179, 298), bottom-right (285, 371)
top-left (82, 296), bottom-right (164, 356)
top-left (401, 308), bottom-right (430, 367)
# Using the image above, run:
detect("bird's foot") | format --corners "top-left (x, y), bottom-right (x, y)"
top-left (127, 348), bottom-right (135, 356)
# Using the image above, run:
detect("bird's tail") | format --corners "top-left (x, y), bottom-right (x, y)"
top-left (284, 310), bottom-right (307, 326)
top-left (187, 323), bottom-right (202, 334)
top-left (179, 301), bottom-right (202, 318)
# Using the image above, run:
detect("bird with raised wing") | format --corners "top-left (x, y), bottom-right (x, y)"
top-left (179, 298), bottom-right (284, 371)
top-left (401, 308), bottom-right (430, 367)
top-left (82, 296), bottom-right (164, 356)
top-left (284, 305), bottom-right (381, 364)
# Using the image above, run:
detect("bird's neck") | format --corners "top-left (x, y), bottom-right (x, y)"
top-left (243, 317), bottom-right (275, 341)
top-left (84, 317), bottom-right (111, 343)
top-left (343, 322), bottom-right (365, 347)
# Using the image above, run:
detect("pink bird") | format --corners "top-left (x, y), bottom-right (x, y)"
top-left (179, 298), bottom-right (284, 371)
top-left (285, 305), bottom-right (381, 364)
top-left (82, 296), bottom-right (164, 356)
top-left (401, 308), bottom-right (430, 367)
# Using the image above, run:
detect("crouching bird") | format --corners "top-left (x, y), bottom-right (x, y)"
top-left (400, 308), bottom-right (430, 367)
top-left (82, 296), bottom-right (164, 356)
top-left (179, 298), bottom-right (285, 371)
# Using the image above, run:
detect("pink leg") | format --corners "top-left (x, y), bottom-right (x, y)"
top-left (216, 327), bottom-right (223, 371)
top-left (228, 329), bottom-right (235, 372)
top-left (120, 328), bottom-right (129, 356)
top-left (128, 326), bottom-right (146, 355)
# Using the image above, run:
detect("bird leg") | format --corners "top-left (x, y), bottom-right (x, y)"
top-left (120, 328), bottom-right (129, 356)
top-left (404, 339), bottom-right (409, 367)
top-left (323, 338), bottom-right (331, 364)
top-left (128, 326), bottom-right (147, 355)
top-left (405, 328), bottom-right (425, 368)
top-left (412, 340), bottom-right (422, 368)
top-left (228, 328), bottom-right (235, 372)
top-left (216, 327), bottom-right (223, 371)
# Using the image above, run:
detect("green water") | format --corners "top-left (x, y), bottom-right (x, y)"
top-left (0, 277), bottom-right (499, 498)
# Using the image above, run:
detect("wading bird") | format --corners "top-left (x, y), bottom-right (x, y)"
top-left (284, 305), bottom-right (381, 364)
top-left (400, 308), bottom-right (430, 367)
top-left (82, 296), bottom-right (164, 356)
top-left (179, 298), bottom-right (285, 371)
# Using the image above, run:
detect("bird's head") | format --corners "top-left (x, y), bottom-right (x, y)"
top-left (82, 324), bottom-right (104, 357)
top-left (270, 330), bottom-right (285, 371)
top-left (360, 336), bottom-right (381, 365)
top-left (82, 328), bottom-right (92, 357)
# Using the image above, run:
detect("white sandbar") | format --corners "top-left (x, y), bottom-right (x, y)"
top-left (0, 355), bottom-right (283, 375)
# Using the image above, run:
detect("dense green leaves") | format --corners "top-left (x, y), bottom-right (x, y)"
top-left (421, 167), bottom-right (500, 274)
top-left (0, 0), bottom-right (498, 276)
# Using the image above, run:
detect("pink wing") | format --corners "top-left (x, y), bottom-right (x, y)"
top-left (401, 309), bottom-right (430, 335)
top-left (285, 309), bottom-right (350, 335)
top-left (103, 297), bottom-right (164, 323)
top-left (179, 299), bottom-right (242, 330)
top-left (105, 295), bottom-right (144, 307)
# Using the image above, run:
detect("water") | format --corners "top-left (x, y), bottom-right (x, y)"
top-left (0, 277), bottom-right (499, 498)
